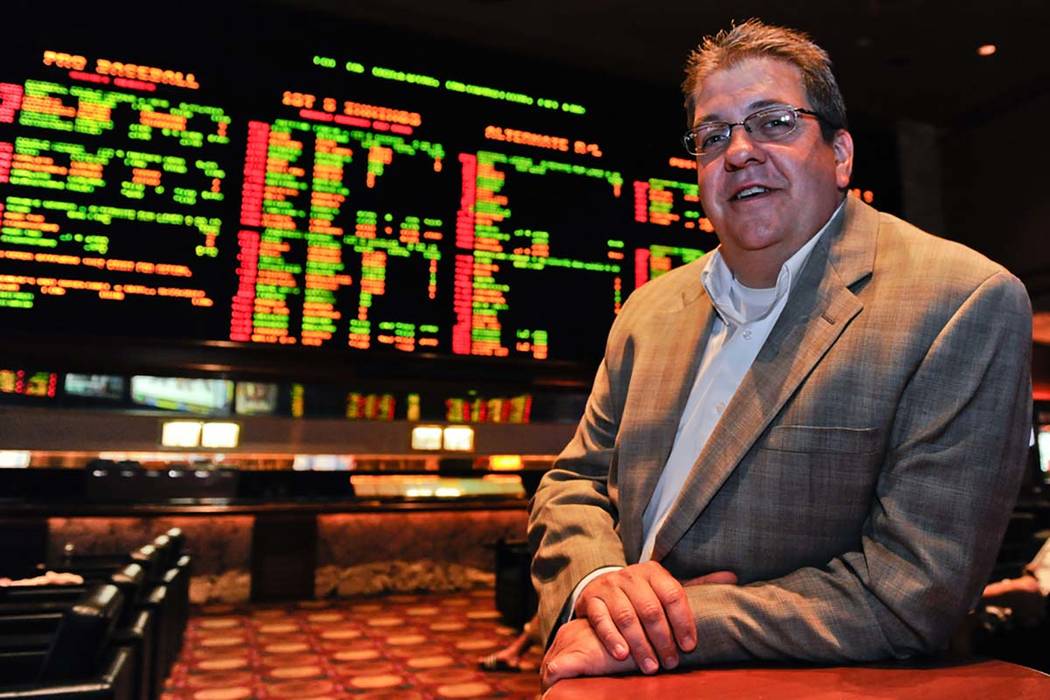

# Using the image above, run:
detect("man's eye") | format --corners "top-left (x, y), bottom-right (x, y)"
top-left (760, 114), bottom-right (793, 131)
top-left (701, 131), bottom-right (728, 149)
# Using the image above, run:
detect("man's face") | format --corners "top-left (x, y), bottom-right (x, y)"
top-left (691, 57), bottom-right (853, 282)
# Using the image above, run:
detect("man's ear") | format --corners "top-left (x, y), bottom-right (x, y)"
top-left (832, 129), bottom-right (854, 190)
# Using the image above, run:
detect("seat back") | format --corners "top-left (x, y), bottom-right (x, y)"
top-left (109, 563), bottom-right (145, 620)
top-left (0, 613), bottom-right (62, 653)
top-left (153, 530), bottom-right (184, 570)
top-left (38, 582), bottom-right (123, 681)
top-left (131, 544), bottom-right (164, 583)
top-left (112, 607), bottom-right (155, 700)
top-left (165, 528), bottom-right (185, 559)
top-left (152, 534), bottom-right (174, 570)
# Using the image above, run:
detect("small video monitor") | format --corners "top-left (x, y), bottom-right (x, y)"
top-left (64, 374), bottom-right (124, 401)
top-left (130, 375), bottom-right (233, 414)
top-left (235, 382), bottom-right (278, 416)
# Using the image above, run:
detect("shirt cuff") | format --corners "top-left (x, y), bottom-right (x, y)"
top-left (567, 566), bottom-right (624, 621)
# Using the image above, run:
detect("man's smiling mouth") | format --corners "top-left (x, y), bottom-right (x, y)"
top-left (731, 185), bottom-right (773, 201)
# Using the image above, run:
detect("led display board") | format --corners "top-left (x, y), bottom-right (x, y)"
top-left (0, 3), bottom-right (895, 371)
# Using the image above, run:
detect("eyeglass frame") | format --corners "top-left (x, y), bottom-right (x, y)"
top-left (682, 105), bottom-right (835, 158)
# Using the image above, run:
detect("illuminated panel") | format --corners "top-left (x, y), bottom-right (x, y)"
top-left (291, 383), bottom-right (305, 418)
top-left (64, 373), bottom-right (123, 399)
top-left (453, 150), bottom-right (624, 359)
top-left (161, 420), bottom-right (202, 447)
top-left (0, 52), bottom-right (231, 334)
top-left (635, 244), bottom-right (707, 287)
top-left (130, 375), bottom-right (233, 414)
top-left (0, 368), bottom-right (57, 398)
top-left (446, 394), bottom-right (532, 423)
top-left (0, 20), bottom-right (727, 365)
top-left (230, 90), bottom-right (447, 351)
top-left (453, 153), bottom-right (477, 355)
top-left (346, 392), bottom-right (395, 420)
top-left (0, 141), bottom-right (11, 185)
top-left (234, 382), bottom-right (277, 415)
top-left (0, 10), bottom-right (859, 367)
top-left (0, 83), bottom-right (24, 124)
top-left (410, 425), bottom-right (442, 450)
top-left (352, 60), bottom-right (588, 115)
top-left (442, 425), bottom-right (474, 451)
top-left (230, 120), bottom-right (269, 342)
top-left (633, 177), bottom-right (714, 232)
top-left (200, 421), bottom-right (239, 448)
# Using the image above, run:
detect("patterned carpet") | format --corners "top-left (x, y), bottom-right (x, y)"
top-left (162, 588), bottom-right (543, 699)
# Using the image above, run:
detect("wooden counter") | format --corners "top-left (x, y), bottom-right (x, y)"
top-left (544, 658), bottom-right (1050, 699)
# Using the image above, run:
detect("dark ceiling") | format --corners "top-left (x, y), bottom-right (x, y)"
top-left (281, 0), bottom-right (1050, 128)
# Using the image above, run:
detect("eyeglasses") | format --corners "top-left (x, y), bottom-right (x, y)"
top-left (682, 105), bottom-right (830, 157)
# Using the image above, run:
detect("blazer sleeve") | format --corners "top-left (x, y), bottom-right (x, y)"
top-left (528, 299), bottom-right (633, 646)
top-left (680, 270), bottom-right (1033, 664)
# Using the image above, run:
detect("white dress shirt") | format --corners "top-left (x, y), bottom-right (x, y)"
top-left (569, 199), bottom-right (845, 608)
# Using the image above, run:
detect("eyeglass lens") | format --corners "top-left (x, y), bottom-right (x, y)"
top-left (686, 108), bottom-right (802, 156)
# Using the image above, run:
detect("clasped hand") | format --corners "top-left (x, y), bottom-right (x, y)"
top-left (541, 562), bottom-right (736, 689)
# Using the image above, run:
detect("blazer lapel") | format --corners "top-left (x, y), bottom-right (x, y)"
top-left (618, 260), bottom-right (717, 564)
top-left (649, 197), bottom-right (879, 562)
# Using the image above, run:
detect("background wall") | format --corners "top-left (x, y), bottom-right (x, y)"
top-left (941, 90), bottom-right (1050, 306)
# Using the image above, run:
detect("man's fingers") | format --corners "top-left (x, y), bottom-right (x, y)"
top-left (597, 584), bottom-right (660, 672)
top-left (542, 650), bottom-right (587, 689)
top-left (540, 620), bottom-right (637, 690)
top-left (615, 578), bottom-right (676, 672)
top-left (667, 569), bottom-right (737, 651)
top-left (575, 563), bottom-right (736, 671)
top-left (583, 596), bottom-right (630, 660)
top-left (650, 573), bottom-right (696, 653)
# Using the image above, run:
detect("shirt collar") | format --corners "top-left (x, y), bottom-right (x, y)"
top-left (701, 197), bottom-right (846, 326)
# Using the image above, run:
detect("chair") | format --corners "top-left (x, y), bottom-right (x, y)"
top-left (0, 583), bottom-right (135, 700)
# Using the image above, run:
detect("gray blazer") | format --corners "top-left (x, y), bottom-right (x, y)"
top-left (529, 196), bottom-right (1032, 663)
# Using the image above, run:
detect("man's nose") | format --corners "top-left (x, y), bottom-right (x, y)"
top-left (723, 124), bottom-right (763, 168)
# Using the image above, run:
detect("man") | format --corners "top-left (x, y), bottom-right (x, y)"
top-left (529, 19), bottom-right (1032, 687)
